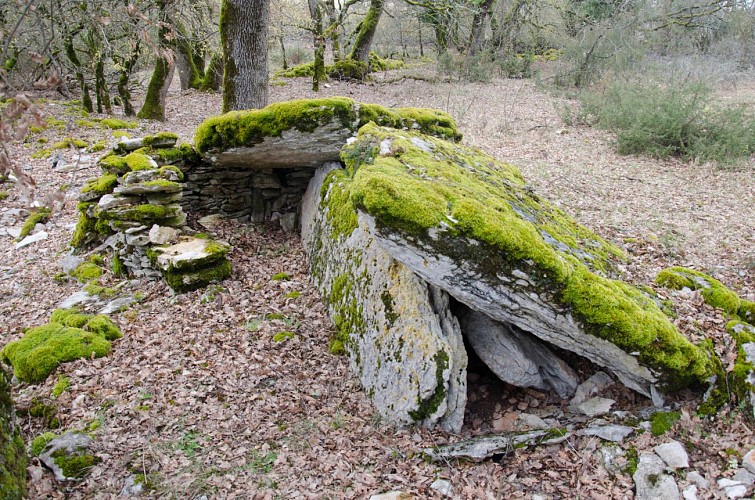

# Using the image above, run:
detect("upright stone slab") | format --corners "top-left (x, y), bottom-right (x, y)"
top-left (0, 365), bottom-right (26, 499)
top-left (301, 163), bottom-right (467, 432)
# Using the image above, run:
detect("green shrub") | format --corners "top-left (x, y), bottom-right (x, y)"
top-left (579, 79), bottom-right (754, 165)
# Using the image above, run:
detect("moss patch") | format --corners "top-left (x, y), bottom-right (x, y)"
top-left (162, 259), bottom-right (231, 293)
top-left (99, 118), bottom-right (137, 130)
top-left (81, 173), bottom-right (118, 197)
top-left (271, 272), bottom-right (291, 281)
top-left (335, 123), bottom-right (711, 390)
top-left (650, 411), bottom-right (680, 436)
top-left (273, 331), bottom-right (296, 343)
top-left (19, 207), bottom-right (51, 239)
top-left (70, 261), bottom-right (103, 283)
top-left (30, 432), bottom-right (57, 456)
top-left (0, 365), bottom-right (27, 498)
top-left (1, 309), bottom-right (121, 383)
top-left (656, 267), bottom-right (742, 316)
top-left (51, 448), bottom-right (101, 479)
top-left (51, 376), bottom-right (70, 398)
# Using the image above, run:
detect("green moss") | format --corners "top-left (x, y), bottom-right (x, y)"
top-left (70, 213), bottom-right (97, 249)
top-left (51, 137), bottom-right (88, 150)
top-left (30, 432), bottom-right (57, 456)
top-left (194, 98), bottom-right (461, 154)
top-left (273, 331), bottom-right (296, 342)
top-left (142, 132), bottom-right (178, 147)
top-left (88, 140), bottom-right (107, 153)
top-left (329, 59), bottom-right (370, 80)
top-left (336, 123), bottom-right (710, 389)
top-left (81, 173), bottom-right (118, 197)
top-left (31, 148), bottom-right (52, 159)
top-left (19, 207), bottom-right (52, 239)
top-left (285, 291), bottom-right (301, 299)
top-left (737, 300), bottom-right (755, 324)
top-left (28, 398), bottom-right (59, 428)
top-left (98, 153), bottom-right (129, 175)
top-left (51, 376), bottom-right (70, 398)
top-left (163, 259), bottom-right (231, 293)
top-left (656, 267), bottom-right (741, 316)
top-left (137, 56), bottom-right (170, 121)
top-left (408, 351), bottom-right (449, 421)
top-left (111, 254), bottom-right (125, 277)
top-left (98, 203), bottom-right (174, 224)
top-left (275, 62), bottom-right (315, 78)
top-left (0, 191), bottom-right (8, 201)
top-left (123, 152), bottom-right (157, 171)
top-left (725, 321), bottom-right (755, 407)
top-left (322, 170), bottom-right (359, 238)
top-left (51, 448), bottom-right (101, 479)
top-left (380, 290), bottom-right (398, 325)
top-left (71, 262), bottom-right (103, 283)
top-left (99, 118), bottom-right (137, 130)
top-left (1, 366), bottom-right (27, 498)
top-left (1, 310), bottom-right (121, 383)
top-left (650, 411), bottom-right (680, 436)
top-left (271, 272), bottom-right (291, 281)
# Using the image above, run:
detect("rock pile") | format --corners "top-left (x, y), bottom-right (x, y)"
top-left (72, 133), bottom-right (231, 291)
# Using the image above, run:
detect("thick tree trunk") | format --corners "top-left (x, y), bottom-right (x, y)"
top-left (221, 0), bottom-right (270, 111)
top-left (64, 36), bottom-right (93, 113)
top-left (200, 52), bottom-right (223, 91)
top-left (468, 0), bottom-right (496, 56)
top-left (116, 38), bottom-right (140, 116)
top-left (137, 0), bottom-right (175, 120)
top-left (94, 56), bottom-right (112, 114)
top-left (349, 0), bottom-right (384, 63)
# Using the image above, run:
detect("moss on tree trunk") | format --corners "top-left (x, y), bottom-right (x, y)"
top-left (94, 57), bottom-right (112, 114)
top-left (349, 0), bottom-right (385, 63)
top-left (64, 36), bottom-right (93, 113)
top-left (137, 0), bottom-right (175, 120)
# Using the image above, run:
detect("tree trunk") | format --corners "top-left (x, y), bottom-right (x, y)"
top-left (279, 36), bottom-right (288, 70)
top-left (221, 0), bottom-right (270, 111)
top-left (175, 21), bottom-right (204, 90)
top-left (94, 56), bottom-right (112, 114)
top-left (309, 0), bottom-right (327, 92)
top-left (116, 37), bottom-right (140, 116)
top-left (137, 0), bottom-right (175, 120)
top-left (349, 0), bottom-right (384, 63)
top-left (64, 36), bottom-right (93, 113)
top-left (200, 52), bottom-right (223, 91)
top-left (468, 0), bottom-right (496, 56)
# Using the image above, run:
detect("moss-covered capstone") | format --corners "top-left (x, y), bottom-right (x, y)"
top-left (0, 309), bottom-right (121, 383)
top-left (193, 97), bottom-right (461, 168)
top-left (307, 123), bottom-right (713, 404)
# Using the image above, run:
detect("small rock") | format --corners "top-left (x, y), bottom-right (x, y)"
top-left (682, 485), bottom-right (698, 500)
top-left (687, 471), bottom-right (710, 489)
top-left (717, 478), bottom-right (748, 499)
top-left (15, 230), bottom-right (48, 249)
top-left (38, 432), bottom-right (98, 481)
top-left (280, 212), bottom-right (297, 233)
top-left (516, 413), bottom-right (549, 431)
top-left (599, 444), bottom-right (625, 474)
top-left (654, 441), bottom-right (690, 469)
top-left (99, 296), bottom-right (136, 314)
top-left (731, 468), bottom-right (754, 486)
top-left (570, 371), bottom-right (614, 407)
top-left (575, 397), bottom-right (615, 417)
top-left (59, 254), bottom-right (84, 273)
top-left (368, 492), bottom-right (413, 500)
top-left (148, 224), bottom-right (179, 245)
top-left (743, 449), bottom-right (755, 475)
top-left (120, 474), bottom-right (145, 497)
top-left (580, 424), bottom-right (634, 443)
top-left (59, 290), bottom-right (95, 309)
top-left (198, 214), bottom-right (223, 230)
top-left (430, 478), bottom-right (453, 498)
top-left (633, 452), bottom-right (680, 500)
top-left (492, 411), bottom-right (518, 432)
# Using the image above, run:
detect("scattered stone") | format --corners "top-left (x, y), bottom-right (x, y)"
top-left (99, 296), bottom-right (136, 314)
top-left (682, 485), bottom-right (698, 500)
top-left (687, 471), bottom-right (710, 489)
top-left (743, 449), bottom-right (755, 475)
top-left (654, 441), bottom-right (690, 469)
top-left (731, 469), bottom-right (754, 486)
top-left (148, 225), bottom-right (179, 245)
top-left (368, 492), bottom-right (413, 500)
top-left (430, 478), bottom-right (453, 498)
top-left (59, 254), bottom-right (84, 274)
top-left (717, 478), bottom-right (748, 499)
top-left (59, 290), bottom-right (95, 309)
top-left (598, 444), bottom-right (625, 475)
top-left (1, 226), bottom-right (22, 239)
top-left (574, 397), bottom-right (615, 417)
top-left (633, 452), bottom-right (680, 500)
top-left (570, 371), bottom-right (614, 407)
top-left (38, 432), bottom-right (99, 481)
top-left (15, 230), bottom-right (48, 249)
top-left (197, 214), bottom-right (223, 230)
top-left (120, 474), bottom-right (145, 497)
top-left (422, 430), bottom-right (569, 462)
top-left (580, 424), bottom-right (634, 443)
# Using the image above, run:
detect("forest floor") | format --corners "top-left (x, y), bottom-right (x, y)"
top-left (1, 63), bottom-right (753, 498)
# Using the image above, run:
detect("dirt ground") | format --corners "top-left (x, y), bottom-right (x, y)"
top-left (0, 64), bottom-right (753, 498)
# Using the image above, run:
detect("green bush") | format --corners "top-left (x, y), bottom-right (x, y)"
top-left (580, 79), bottom-right (754, 165)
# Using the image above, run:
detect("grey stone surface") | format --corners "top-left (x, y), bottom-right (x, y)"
top-left (59, 290), bottom-right (94, 309)
top-left (38, 432), bottom-right (95, 481)
top-left (422, 430), bottom-right (569, 462)
top-left (15, 230), bottom-right (47, 248)
top-left (99, 296), bottom-right (136, 314)
top-left (120, 474), bottom-right (145, 497)
top-left (570, 371), bottom-right (614, 407)
top-left (717, 478), bottom-right (748, 499)
top-left (460, 310), bottom-right (579, 397)
top-left (743, 449), bottom-right (755, 475)
top-left (682, 485), bottom-right (698, 500)
top-left (634, 452), bottom-right (680, 500)
top-left (686, 471), bottom-right (710, 489)
top-left (580, 424), bottom-right (634, 443)
top-left (574, 397), bottom-right (615, 417)
top-left (148, 225), bottom-right (179, 245)
top-left (430, 479), bottom-right (453, 498)
top-left (363, 214), bottom-right (662, 399)
top-left (654, 441), bottom-right (690, 469)
top-left (301, 163), bottom-right (466, 432)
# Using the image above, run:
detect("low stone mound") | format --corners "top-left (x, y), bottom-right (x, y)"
top-left (149, 237), bottom-right (231, 292)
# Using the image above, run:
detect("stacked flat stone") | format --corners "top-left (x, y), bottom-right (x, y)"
top-left (73, 134), bottom-right (231, 291)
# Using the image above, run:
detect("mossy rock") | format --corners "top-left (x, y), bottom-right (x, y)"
top-left (193, 97), bottom-right (461, 162)
top-left (0, 365), bottom-right (27, 499)
top-left (162, 259), bottom-right (231, 293)
top-left (328, 123), bottom-right (712, 393)
top-left (656, 267), bottom-right (745, 316)
top-left (18, 207), bottom-right (51, 239)
top-left (1, 309), bottom-right (121, 383)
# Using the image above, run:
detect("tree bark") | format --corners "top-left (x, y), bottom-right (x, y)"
top-left (137, 0), bottom-right (175, 120)
top-left (309, 0), bottom-right (327, 92)
top-left (221, 0), bottom-right (270, 111)
top-left (349, 0), bottom-right (384, 63)
top-left (468, 0), bottom-right (496, 56)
